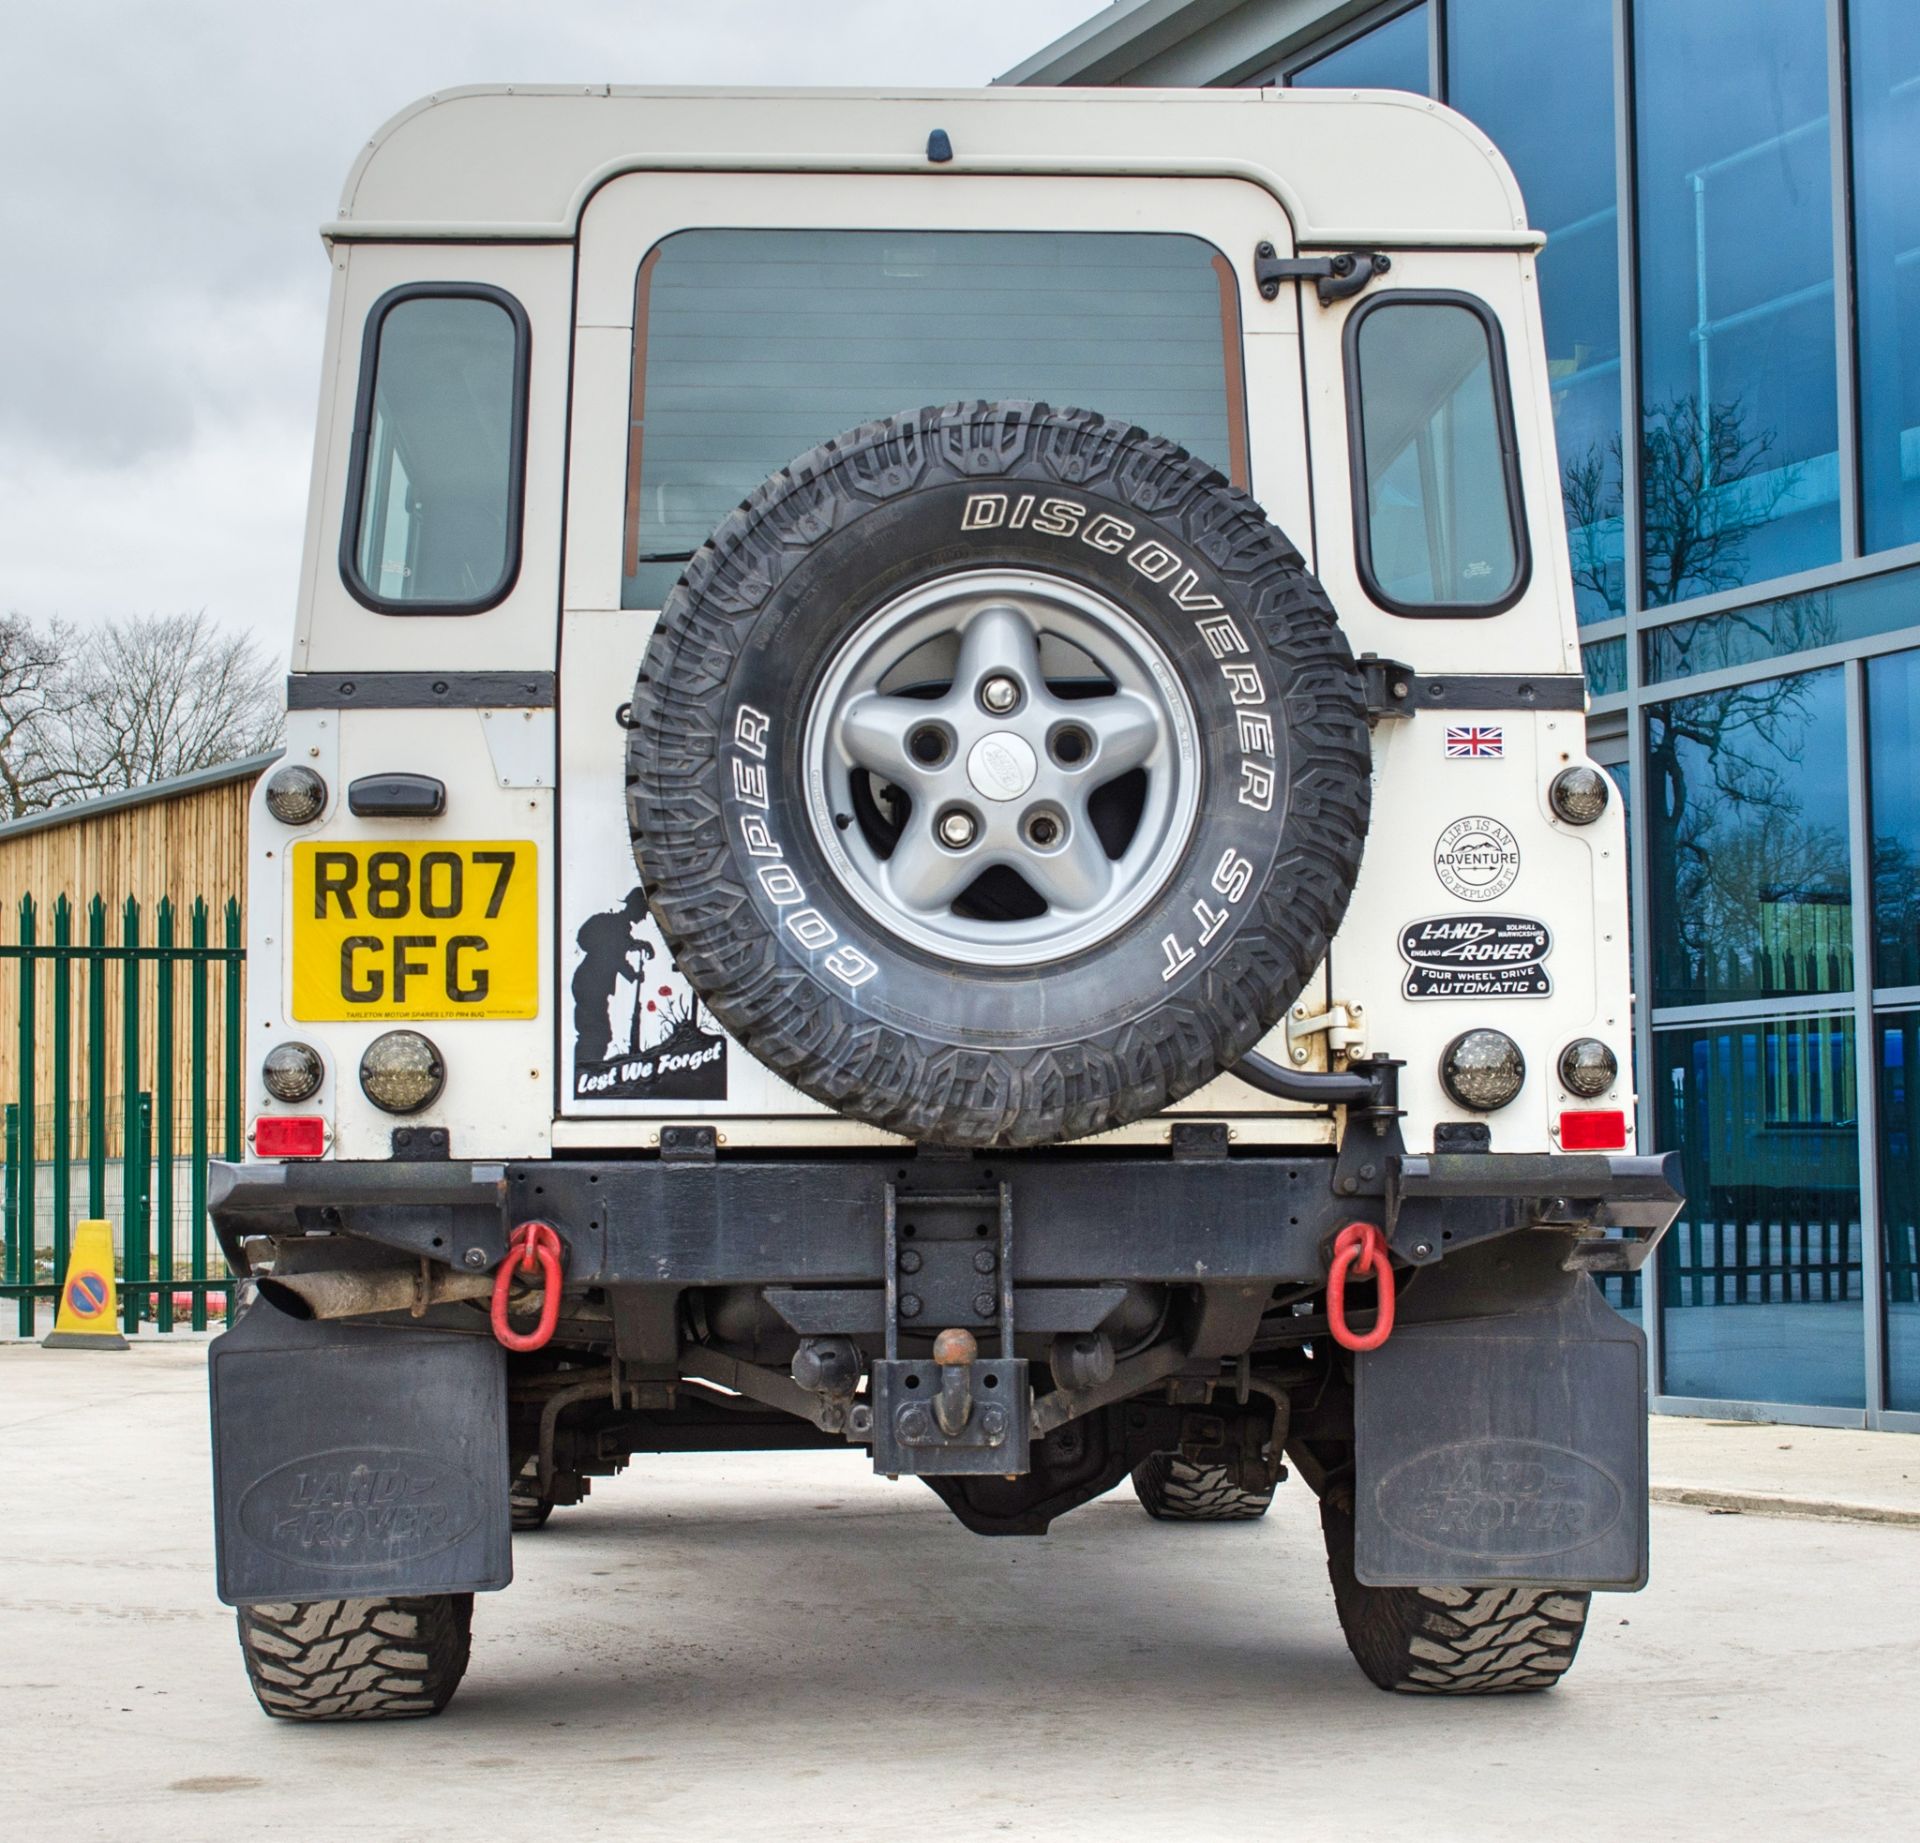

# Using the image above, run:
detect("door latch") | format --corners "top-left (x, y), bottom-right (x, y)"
top-left (1255, 243), bottom-right (1392, 304)
top-left (1286, 1001), bottom-right (1368, 1065)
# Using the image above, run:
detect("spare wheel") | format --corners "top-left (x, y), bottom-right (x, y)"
top-left (627, 401), bottom-right (1371, 1148)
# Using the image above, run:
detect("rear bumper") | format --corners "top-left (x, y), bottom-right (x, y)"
top-left (211, 1145), bottom-right (1683, 1287)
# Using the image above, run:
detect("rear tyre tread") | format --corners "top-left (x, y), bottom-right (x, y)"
top-left (510, 1457), bottom-right (555, 1531)
top-left (1131, 1453), bottom-right (1274, 1521)
top-left (1321, 1499), bottom-right (1589, 1695)
top-left (235, 1594), bottom-right (473, 1721)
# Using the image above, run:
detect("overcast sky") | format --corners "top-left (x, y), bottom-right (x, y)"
top-left (0, 0), bottom-right (1097, 651)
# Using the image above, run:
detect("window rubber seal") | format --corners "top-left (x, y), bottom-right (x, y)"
top-left (1342, 287), bottom-right (1531, 620)
top-left (338, 280), bottom-right (533, 617)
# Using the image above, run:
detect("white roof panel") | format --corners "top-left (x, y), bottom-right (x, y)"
top-left (332, 86), bottom-right (1537, 250)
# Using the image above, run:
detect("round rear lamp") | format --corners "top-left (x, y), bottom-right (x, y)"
top-left (262, 1041), bottom-right (324, 1103)
top-left (1440, 1029), bottom-right (1526, 1112)
top-left (1558, 1038), bottom-right (1619, 1098)
top-left (264, 764), bottom-right (327, 825)
top-left (1549, 765), bottom-right (1611, 825)
top-left (359, 1030), bottom-right (444, 1114)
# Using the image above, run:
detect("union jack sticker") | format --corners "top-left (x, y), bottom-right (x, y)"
top-left (1445, 725), bottom-right (1505, 759)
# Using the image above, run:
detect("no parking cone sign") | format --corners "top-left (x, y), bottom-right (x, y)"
top-left (42, 1219), bottom-right (129, 1350)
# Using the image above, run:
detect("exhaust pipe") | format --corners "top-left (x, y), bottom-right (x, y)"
top-left (256, 1266), bottom-right (512, 1321)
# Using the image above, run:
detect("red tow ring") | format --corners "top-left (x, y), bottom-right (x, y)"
top-left (490, 1221), bottom-right (565, 1352)
top-left (1326, 1220), bottom-right (1396, 1352)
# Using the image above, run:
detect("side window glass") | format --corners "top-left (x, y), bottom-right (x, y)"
top-left (341, 288), bottom-right (529, 614)
top-left (1348, 295), bottom-right (1526, 615)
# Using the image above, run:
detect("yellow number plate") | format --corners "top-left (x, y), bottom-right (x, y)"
top-left (291, 841), bottom-right (538, 1021)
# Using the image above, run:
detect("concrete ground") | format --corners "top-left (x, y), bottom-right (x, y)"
top-left (3, 1341), bottom-right (1916, 1842)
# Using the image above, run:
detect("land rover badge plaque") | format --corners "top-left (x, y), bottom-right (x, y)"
top-left (1399, 915), bottom-right (1552, 1000)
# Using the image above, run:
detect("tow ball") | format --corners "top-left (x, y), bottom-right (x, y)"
top-left (870, 1328), bottom-right (1031, 1478)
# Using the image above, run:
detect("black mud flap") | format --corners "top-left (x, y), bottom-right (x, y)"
top-left (210, 1301), bottom-right (511, 1606)
top-left (1354, 1237), bottom-right (1647, 1591)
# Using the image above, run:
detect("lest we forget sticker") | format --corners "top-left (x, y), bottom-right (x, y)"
top-left (570, 884), bottom-right (728, 1101)
top-left (1400, 914), bottom-right (1553, 999)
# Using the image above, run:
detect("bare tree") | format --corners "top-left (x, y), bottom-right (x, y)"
top-left (48, 612), bottom-right (283, 802)
top-left (0, 613), bottom-right (80, 819)
top-left (0, 611), bottom-right (283, 816)
top-left (1563, 393), bottom-right (1804, 615)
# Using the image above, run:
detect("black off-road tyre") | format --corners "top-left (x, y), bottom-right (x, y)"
top-left (628, 400), bottom-right (1371, 1148)
top-left (235, 1594), bottom-right (474, 1721)
top-left (510, 1458), bottom-right (555, 1531)
top-left (1321, 1499), bottom-right (1590, 1694)
top-left (1132, 1454), bottom-right (1275, 1521)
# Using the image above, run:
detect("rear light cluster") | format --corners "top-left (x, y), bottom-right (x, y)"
top-left (1438, 1031), bottom-right (1628, 1148)
top-left (253, 1115), bottom-right (326, 1158)
top-left (1559, 1110), bottom-right (1627, 1150)
top-left (360, 1029), bottom-right (444, 1114)
top-left (264, 764), bottom-right (327, 826)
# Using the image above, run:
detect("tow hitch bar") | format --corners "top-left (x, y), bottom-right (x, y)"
top-left (868, 1179), bottom-right (1032, 1478)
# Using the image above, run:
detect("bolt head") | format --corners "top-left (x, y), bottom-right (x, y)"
top-left (938, 809), bottom-right (977, 849)
top-left (463, 1247), bottom-right (487, 1269)
top-left (980, 675), bottom-right (1019, 714)
top-left (1412, 1240), bottom-right (1434, 1259)
top-left (973, 1292), bottom-right (997, 1318)
top-left (898, 1247), bottom-right (923, 1274)
top-left (972, 1248), bottom-right (996, 1274)
top-left (896, 1404), bottom-right (933, 1444)
top-left (980, 1406), bottom-right (1009, 1444)
top-left (899, 1292), bottom-right (923, 1319)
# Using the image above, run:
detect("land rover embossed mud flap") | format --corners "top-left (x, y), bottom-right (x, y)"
top-left (210, 1303), bottom-right (510, 1605)
top-left (1353, 1237), bottom-right (1647, 1590)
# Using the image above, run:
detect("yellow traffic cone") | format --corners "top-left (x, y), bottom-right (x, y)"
top-left (42, 1219), bottom-right (130, 1350)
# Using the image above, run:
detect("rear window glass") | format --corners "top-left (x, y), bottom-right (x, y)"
top-left (342, 288), bottom-right (529, 613)
top-left (1347, 294), bottom-right (1526, 614)
top-left (622, 229), bottom-right (1243, 608)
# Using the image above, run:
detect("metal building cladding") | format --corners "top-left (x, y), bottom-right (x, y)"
top-left (1006, 0), bottom-right (1920, 1430)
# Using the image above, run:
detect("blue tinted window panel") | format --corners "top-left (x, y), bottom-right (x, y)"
top-left (1642, 562), bottom-right (1920, 684)
top-left (1646, 667), bottom-right (1852, 1008)
top-left (1583, 636), bottom-right (1627, 698)
top-left (1851, 2), bottom-right (1920, 554)
top-left (1292, 4), bottom-right (1430, 94)
top-left (1882, 1012), bottom-right (1920, 1410)
top-left (1655, 1016), bottom-right (1864, 1409)
top-left (1868, 648), bottom-right (1920, 989)
top-left (1448, 0), bottom-right (1621, 621)
top-left (1634, 0), bottom-right (1839, 605)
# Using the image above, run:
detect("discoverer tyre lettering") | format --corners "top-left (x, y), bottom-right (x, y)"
top-left (627, 401), bottom-right (1371, 1148)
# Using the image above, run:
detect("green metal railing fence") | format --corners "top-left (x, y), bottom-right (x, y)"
top-left (0, 894), bottom-right (243, 1335)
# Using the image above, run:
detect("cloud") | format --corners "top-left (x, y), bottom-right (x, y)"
top-left (0, 0), bottom-right (1095, 642)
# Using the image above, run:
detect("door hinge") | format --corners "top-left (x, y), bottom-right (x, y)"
top-left (1255, 244), bottom-right (1392, 304)
top-left (1286, 1001), bottom-right (1368, 1066)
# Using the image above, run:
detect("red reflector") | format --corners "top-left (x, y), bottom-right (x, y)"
top-left (253, 1115), bottom-right (326, 1159)
top-left (1559, 1109), bottom-right (1627, 1151)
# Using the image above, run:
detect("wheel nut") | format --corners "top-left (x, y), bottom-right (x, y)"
top-left (938, 809), bottom-right (977, 849)
top-left (1024, 813), bottom-right (1060, 848)
top-left (981, 675), bottom-right (1019, 713)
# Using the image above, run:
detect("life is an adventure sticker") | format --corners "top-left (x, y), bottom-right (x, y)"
top-left (1433, 815), bottom-right (1521, 903)
top-left (1400, 915), bottom-right (1552, 999)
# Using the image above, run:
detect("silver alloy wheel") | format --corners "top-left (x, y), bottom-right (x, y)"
top-left (804, 570), bottom-right (1201, 966)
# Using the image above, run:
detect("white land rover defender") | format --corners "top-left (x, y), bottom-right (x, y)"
top-left (208, 85), bottom-right (1683, 1718)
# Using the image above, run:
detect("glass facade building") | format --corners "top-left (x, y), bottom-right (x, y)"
top-left (1014, 0), bottom-right (1920, 1429)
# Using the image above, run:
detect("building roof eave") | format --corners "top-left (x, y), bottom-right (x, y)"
top-left (0, 752), bottom-right (281, 846)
